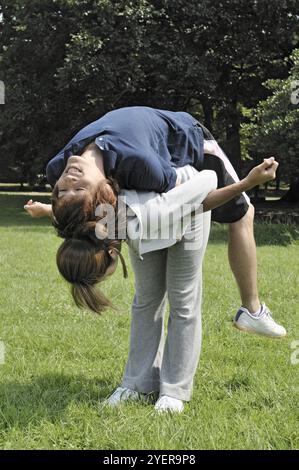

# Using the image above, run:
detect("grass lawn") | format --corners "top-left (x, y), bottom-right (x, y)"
top-left (0, 193), bottom-right (298, 450)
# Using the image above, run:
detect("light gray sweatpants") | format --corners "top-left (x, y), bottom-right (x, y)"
top-left (121, 211), bottom-right (211, 401)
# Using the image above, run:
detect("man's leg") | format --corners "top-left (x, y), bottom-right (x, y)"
top-left (228, 205), bottom-right (286, 337)
top-left (202, 148), bottom-right (286, 337)
top-left (202, 152), bottom-right (260, 310)
top-left (228, 203), bottom-right (260, 313)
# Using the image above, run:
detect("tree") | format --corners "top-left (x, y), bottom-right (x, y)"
top-left (52, 0), bottom-right (299, 175)
top-left (0, 0), bottom-right (77, 184)
top-left (143, 0), bottom-right (299, 174)
top-left (0, 0), bottom-right (298, 183)
top-left (244, 49), bottom-right (299, 202)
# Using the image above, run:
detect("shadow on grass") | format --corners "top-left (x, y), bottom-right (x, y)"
top-left (209, 222), bottom-right (299, 247)
top-left (0, 372), bottom-right (115, 429)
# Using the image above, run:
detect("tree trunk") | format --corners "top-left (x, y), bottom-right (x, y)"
top-left (223, 100), bottom-right (242, 177)
top-left (254, 184), bottom-right (260, 199)
top-left (275, 175), bottom-right (281, 191)
top-left (202, 99), bottom-right (214, 134)
top-left (281, 179), bottom-right (299, 203)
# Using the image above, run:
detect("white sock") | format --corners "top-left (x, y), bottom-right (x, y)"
top-left (250, 304), bottom-right (263, 317)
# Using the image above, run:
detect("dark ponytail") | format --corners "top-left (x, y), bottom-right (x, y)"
top-left (71, 282), bottom-right (112, 313)
top-left (54, 176), bottom-right (128, 314)
top-left (56, 232), bottom-right (127, 314)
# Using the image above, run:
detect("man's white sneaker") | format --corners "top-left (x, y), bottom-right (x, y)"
top-left (233, 303), bottom-right (287, 338)
top-left (154, 395), bottom-right (184, 414)
top-left (106, 387), bottom-right (152, 406)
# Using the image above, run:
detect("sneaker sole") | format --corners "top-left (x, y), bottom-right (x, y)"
top-left (233, 321), bottom-right (287, 339)
top-left (155, 407), bottom-right (184, 414)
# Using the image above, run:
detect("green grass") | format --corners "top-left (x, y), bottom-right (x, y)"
top-left (0, 193), bottom-right (298, 450)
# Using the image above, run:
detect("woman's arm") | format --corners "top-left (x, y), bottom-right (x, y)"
top-left (24, 200), bottom-right (53, 218)
top-left (203, 157), bottom-right (278, 212)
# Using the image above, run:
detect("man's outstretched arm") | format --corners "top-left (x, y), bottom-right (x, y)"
top-left (203, 157), bottom-right (278, 212)
top-left (24, 157), bottom-right (278, 219)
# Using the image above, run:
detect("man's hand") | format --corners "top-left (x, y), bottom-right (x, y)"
top-left (245, 157), bottom-right (279, 189)
top-left (24, 200), bottom-right (53, 218)
top-left (202, 157), bottom-right (279, 213)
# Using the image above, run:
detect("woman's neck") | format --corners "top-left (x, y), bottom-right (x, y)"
top-left (82, 142), bottom-right (106, 177)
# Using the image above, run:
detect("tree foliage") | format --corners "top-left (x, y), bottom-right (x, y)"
top-left (244, 49), bottom-right (299, 182)
top-left (243, 49), bottom-right (299, 201)
top-left (0, 0), bottom-right (298, 183)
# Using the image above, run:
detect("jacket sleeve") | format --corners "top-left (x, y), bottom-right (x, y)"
top-left (138, 169), bottom-right (218, 237)
top-left (113, 153), bottom-right (178, 193)
top-left (46, 152), bottom-right (65, 188)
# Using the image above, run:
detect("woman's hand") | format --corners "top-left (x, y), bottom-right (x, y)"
top-left (24, 200), bottom-right (53, 218)
top-left (244, 157), bottom-right (279, 189)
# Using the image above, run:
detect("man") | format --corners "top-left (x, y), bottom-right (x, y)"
top-left (25, 106), bottom-right (286, 338)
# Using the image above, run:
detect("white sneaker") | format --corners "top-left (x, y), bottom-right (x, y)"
top-left (233, 303), bottom-right (287, 338)
top-left (154, 395), bottom-right (184, 414)
top-left (106, 386), bottom-right (152, 407)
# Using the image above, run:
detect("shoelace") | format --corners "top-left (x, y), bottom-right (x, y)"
top-left (263, 305), bottom-right (273, 319)
top-left (110, 388), bottom-right (128, 400)
top-left (107, 388), bottom-right (143, 407)
top-left (120, 388), bottom-right (136, 399)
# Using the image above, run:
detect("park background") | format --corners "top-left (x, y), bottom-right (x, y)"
top-left (0, 0), bottom-right (298, 450)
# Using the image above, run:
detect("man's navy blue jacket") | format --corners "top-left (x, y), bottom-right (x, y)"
top-left (46, 106), bottom-right (204, 193)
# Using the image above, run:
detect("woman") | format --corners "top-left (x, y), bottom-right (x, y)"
top-left (25, 158), bottom-right (280, 413)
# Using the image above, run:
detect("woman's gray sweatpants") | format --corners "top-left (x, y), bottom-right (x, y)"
top-left (121, 210), bottom-right (211, 401)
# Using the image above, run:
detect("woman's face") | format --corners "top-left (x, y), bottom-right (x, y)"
top-left (56, 155), bottom-right (105, 199)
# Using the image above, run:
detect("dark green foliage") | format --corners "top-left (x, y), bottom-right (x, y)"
top-left (0, 0), bottom-right (298, 182)
top-left (244, 49), bottom-right (299, 200)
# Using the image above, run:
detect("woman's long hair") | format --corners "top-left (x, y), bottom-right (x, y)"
top-left (56, 233), bottom-right (128, 314)
top-left (51, 176), bottom-right (120, 239)
top-left (53, 177), bottom-right (128, 314)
